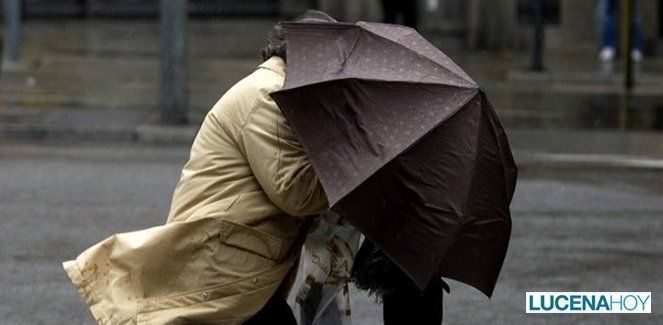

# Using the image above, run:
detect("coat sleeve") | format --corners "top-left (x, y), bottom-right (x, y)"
top-left (240, 95), bottom-right (329, 217)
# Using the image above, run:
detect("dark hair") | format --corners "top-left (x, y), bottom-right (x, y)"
top-left (261, 10), bottom-right (337, 62)
top-left (261, 22), bottom-right (287, 61)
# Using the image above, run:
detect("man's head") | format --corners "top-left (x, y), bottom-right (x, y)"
top-left (261, 10), bottom-right (337, 62)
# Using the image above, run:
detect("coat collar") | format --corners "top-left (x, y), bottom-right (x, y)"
top-left (259, 56), bottom-right (286, 77)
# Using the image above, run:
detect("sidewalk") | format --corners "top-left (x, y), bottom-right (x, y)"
top-left (2, 18), bottom-right (663, 167)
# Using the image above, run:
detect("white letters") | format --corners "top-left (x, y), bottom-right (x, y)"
top-left (526, 292), bottom-right (651, 314)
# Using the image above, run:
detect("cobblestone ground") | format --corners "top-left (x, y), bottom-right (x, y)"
top-left (1, 141), bottom-right (661, 324)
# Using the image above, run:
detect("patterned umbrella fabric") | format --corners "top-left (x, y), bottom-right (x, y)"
top-left (271, 21), bottom-right (517, 297)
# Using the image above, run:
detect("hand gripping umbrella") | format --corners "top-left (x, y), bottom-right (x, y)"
top-left (271, 21), bottom-right (518, 297)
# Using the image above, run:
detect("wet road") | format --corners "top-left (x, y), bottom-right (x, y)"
top-left (0, 141), bottom-right (661, 324)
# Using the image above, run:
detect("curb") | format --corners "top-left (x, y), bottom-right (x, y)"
top-left (515, 151), bottom-right (663, 170)
top-left (507, 128), bottom-right (663, 158)
top-left (2, 124), bottom-right (662, 170)
top-left (135, 124), bottom-right (198, 144)
top-left (0, 123), bottom-right (198, 144)
top-left (506, 70), bottom-right (663, 86)
top-left (0, 124), bottom-right (136, 141)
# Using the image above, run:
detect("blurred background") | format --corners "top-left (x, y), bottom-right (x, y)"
top-left (1, 0), bottom-right (662, 324)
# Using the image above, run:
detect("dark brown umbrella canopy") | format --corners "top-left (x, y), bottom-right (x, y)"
top-left (271, 21), bottom-right (517, 297)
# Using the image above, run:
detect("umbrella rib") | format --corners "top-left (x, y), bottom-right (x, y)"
top-left (281, 77), bottom-right (477, 93)
top-left (483, 94), bottom-right (518, 202)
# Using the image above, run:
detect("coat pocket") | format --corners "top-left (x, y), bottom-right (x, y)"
top-left (218, 220), bottom-right (282, 262)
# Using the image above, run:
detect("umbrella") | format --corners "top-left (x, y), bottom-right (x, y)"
top-left (271, 21), bottom-right (517, 297)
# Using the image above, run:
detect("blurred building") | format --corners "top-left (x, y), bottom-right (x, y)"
top-left (289, 0), bottom-right (663, 55)
top-left (17, 0), bottom-right (663, 54)
top-left (23, 0), bottom-right (280, 16)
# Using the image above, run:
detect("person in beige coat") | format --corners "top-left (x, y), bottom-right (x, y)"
top-left (63, 14), bottom-right (336, 324)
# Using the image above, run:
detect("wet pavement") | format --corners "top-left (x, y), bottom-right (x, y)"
top-left (0, 141), bottom-right (661, 324)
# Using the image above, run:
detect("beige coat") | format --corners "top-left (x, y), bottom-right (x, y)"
top-left (63, 57), bottom-right (329, 324)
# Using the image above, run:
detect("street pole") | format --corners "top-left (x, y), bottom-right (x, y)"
top-left (620, 0), bottom-right (634, 92)
top-left (160, 0), bottom-right (188, 125)
top-left (0, 37), bottom-right (4, 74)
top-left (618, 0), bottom-right (634, 130)
top-left (3, 0), bottom-right (21, 63)
top-left (529, 0), bottom-right (545, 71)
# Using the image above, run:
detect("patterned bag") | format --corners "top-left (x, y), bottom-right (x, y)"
top-left (294, 212), bottom-right (361, 325)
